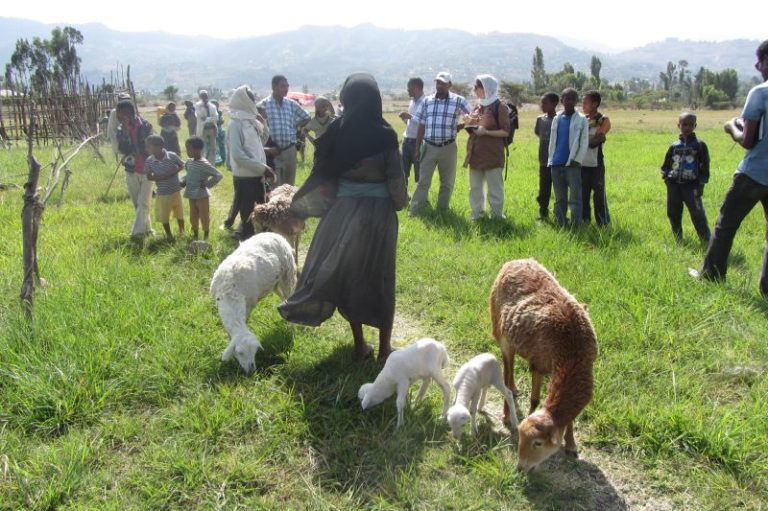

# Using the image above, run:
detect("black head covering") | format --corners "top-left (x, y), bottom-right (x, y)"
top-left (313, 73), bottom-right (398, 178)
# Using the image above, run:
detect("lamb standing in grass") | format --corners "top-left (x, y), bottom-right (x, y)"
top-left (489, 258), bottom-right (598, 473)
top-left (446, 353), bottom-right (518, 439)
top-left (358, 338), bottom-right (451, 427)
top-left (210, 232), bottom-right (297, 374)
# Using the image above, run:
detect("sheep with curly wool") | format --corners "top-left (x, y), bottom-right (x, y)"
top-left (358, 338), bottom-right (451, 427)
top-left (489, 258), bottom-right (598, 473)
top-left (446, 353), bottom-right (519, 439)
top-left (210, 232), bottom-right (297, 374)
top-left (249, 184), bottom-right (305, 265)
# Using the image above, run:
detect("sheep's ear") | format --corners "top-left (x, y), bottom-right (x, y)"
top-left (222, 341), bottom-right (235, 361)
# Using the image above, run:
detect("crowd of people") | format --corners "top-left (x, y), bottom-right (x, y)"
top-left (105, 39), bottom-right (768, 357)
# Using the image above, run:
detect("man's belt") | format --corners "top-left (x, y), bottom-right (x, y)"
top-left (424, 139), bottom-right (455, 147)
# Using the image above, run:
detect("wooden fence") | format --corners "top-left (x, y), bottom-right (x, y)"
top-left (0, 67), bottom-right (135, 146)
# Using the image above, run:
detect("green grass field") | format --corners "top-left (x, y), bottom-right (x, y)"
top-left (1, 108), bottom-right (767, 510)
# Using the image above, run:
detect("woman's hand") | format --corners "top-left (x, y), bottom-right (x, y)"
top-left (475, 126), bottom-right (487, 137)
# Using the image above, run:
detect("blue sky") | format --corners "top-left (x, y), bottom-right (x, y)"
top-left (3, 0), bottom-right (764, 51)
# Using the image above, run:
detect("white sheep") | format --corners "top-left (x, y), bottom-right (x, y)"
top-left (210, 232), bottom-right (297, 374)
top-left (446, 353), bottom-right (519, 439)
top-left (249, 184), bottom-right (306, 265)
top-left (358, 338), bottom-right (451, 427)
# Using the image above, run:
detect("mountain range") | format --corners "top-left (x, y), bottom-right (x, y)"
top-left (0, 17), bottom-right (761, 95)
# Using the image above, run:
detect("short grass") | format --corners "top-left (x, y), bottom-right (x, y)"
top-left (1, 108), bottom-right (767, 510)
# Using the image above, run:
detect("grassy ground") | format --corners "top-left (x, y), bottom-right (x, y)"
top-left (1, 108), bottom-right (767, 510)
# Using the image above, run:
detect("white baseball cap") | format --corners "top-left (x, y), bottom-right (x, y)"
top-left (435, 72), bottom-right (452, 84)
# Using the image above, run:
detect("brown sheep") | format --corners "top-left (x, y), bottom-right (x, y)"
top-left (489, 258), bottom-right (597, 473)
top-left (249, 184), bottom-right (306, 265)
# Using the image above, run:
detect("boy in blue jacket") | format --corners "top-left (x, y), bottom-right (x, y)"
top-left (661, 112), bottom-right (710, 243)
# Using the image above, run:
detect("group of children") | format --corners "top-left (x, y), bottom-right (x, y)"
top-left (534, 88), bottom-right (709, 242)
top-left (144, 135), bottom-right (223, 241)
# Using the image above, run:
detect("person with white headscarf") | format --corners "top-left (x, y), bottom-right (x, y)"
top-left (226, 85), bottom-right (276, 239)
top-left (464, 74), bottom-right (511, 220)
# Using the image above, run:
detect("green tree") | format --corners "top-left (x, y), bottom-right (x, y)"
top-left (499, 81), bottom-right (527, 105)
top-left (659, 61), bottom-right (677, 91)
top-left (715, 69), bottom-right (739, 101)
top-left (590, 55), bottom-right (602, 88)
top-left (451, 82), bottom-right (471, 98)
top-left (163, 85), bottom-right (179, 101)
top-left (531, 47), bottom-right (547, 94)
top-left (5, 26), bottom-right (83, 93)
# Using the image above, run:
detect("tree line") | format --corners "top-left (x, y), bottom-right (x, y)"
top-left (490, 47), bottom-right (749, 110)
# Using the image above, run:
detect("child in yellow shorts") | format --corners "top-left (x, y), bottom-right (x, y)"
top-left (145, 135), bottom-right (185, 240)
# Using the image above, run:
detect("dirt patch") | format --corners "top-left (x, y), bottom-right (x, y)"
top-left (470, 395), bottom-right (699, 510)
top-left (391, 310), bottom-right (425, 345)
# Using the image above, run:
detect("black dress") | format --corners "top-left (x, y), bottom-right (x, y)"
top-left (279, 147), bottom-right (407, 329)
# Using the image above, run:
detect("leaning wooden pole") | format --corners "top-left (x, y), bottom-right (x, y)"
top-left (20, 98), bottom-right (44, 317)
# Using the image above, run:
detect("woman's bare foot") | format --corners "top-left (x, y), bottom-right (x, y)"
top-left (377, 326), bottom-right (395, 362)
top-left (354, 343), bottom-right (375, 361)
top-left (350, 322), bottom-right (373, 361)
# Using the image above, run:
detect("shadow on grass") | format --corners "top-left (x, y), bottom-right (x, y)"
top-left (562, 223), bottom-right (636, 250)
top-left (97, 192), bottom-right (130, 204)
top-left (522, 451), bottom-right (628, 510)
top-left (451, 417), bottom-right (515, 457)
top-left (285, 343), bottom-right (443, 500)
top-left (727, 249), bottom-right (748, 270)
top-left (417, 206), bottom-right (532, 241)
top-left (100, 235), bottom-right (196, 257)
top-left (99, 235), bottom-right (147, 255)
top-left (205, 322), bottom-right (296, 384)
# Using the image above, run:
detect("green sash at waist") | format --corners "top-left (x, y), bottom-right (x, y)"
top-left (337, 179), bottom-right (389, 198)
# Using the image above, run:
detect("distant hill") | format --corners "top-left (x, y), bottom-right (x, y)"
top-left (0, 18), bottom-right (761, 95)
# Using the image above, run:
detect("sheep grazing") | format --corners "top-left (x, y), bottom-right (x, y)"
top-left (446, 353), bottom-right (518, 439)
top-left (489, 258), bottom-right (598, 473)
top-left (210, 232), bottom-right (297, 374)
top-left (358, 338), bottom-right (451, 427)
top-left (249, 184), bottom-right (306, 265)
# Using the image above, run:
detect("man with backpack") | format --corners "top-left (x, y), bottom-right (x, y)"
top-left (463, 74), bottom-right (511, 220)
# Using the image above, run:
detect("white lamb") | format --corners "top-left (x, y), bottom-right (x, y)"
top-left (446, 353), bottom-right (519, 439)
top-left (358, 338), bottom-right (451, 427)
top-left (210, 232), bottom-right (297, 374)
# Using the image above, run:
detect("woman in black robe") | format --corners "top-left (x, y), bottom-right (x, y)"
top-left (279, 73), bottom-right (407, 361)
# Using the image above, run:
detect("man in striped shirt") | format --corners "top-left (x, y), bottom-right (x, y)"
top-left (409, 72), bottom-right (471, 216)
top-left (145, 135), bottom-right (185, 240)
top-left (257, 75), bottom-right (310, 186)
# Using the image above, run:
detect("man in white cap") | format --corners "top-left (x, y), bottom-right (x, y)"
top-left (195, 89), bottom-right (219, 163)
top-left (409, 71), bottom-right (471, 215)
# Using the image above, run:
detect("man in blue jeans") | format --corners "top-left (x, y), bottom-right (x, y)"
top-left (548, 88), bottom-right (589, 228)
top-left (695, 40), bottom-right (768, 296)
top-left (398, 77), bottom-right (426, 187)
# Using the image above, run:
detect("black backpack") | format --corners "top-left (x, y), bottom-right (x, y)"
top-left (490, 100), bottom-right (518, 178)
top-left (491, 100), bottom-right (519, 147)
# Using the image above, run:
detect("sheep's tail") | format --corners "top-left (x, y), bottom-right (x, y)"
top-left (441, 347), bottom-right (450, 369)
